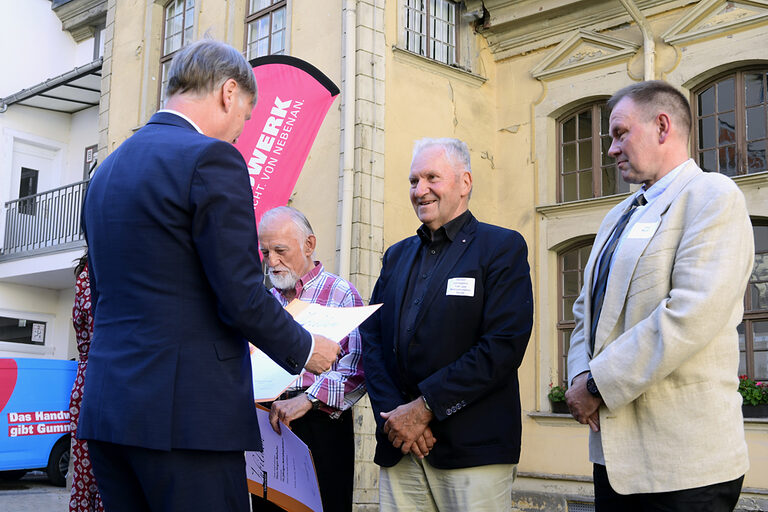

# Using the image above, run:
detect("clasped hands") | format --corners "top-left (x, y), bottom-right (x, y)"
top-left (381, 396), bottom-right (436, 459)
top-left (564, 371), bottom-right (602, 432)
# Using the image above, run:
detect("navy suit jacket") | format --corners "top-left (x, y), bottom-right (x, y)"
top-left (360, 213), bottom-right (533, 469)
top-left (79, 112), bottom-right (312, 452)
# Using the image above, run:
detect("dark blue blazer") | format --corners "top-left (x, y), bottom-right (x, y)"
top-left (79, 112), bottom-right (312, 452)
top-left (360, 213), bottom-right (533, 469)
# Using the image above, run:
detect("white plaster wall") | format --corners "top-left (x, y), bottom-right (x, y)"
top-left (0, 0), bottom-right (85, 97)
top-left (66, 107), bottom-right (100, 183)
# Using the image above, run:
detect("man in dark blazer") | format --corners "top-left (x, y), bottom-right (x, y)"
top-left (79, 40), bottom-right (339, 512)
top-left (360, 137), bottom-right (533, 511)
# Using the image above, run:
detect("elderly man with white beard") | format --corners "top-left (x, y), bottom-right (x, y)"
top-left (251, 206), bottom-right (366, 512)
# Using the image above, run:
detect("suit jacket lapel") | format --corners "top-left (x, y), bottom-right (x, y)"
top-left (409, 216), bottom-right (477, 335)
top-left (594, 161), bottom-right (702, 354)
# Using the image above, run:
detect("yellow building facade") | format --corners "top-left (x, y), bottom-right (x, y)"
top-left (97, 0), bottom-right (767, 510)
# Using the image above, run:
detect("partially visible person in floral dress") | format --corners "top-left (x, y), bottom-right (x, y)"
top-left (69, 254), bottom-right (104, 512)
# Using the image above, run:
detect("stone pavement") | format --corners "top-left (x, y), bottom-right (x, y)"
top-left (0, 471), bottom-right (68, 512)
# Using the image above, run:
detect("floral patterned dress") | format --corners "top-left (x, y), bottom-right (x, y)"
top-left (69, 266), bottom-right (104, 512)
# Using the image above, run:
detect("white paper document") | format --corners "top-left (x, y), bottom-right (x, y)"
top-left (251, 300), bottom-right (381, 402)
top-left (246, 406), bottom-right (322, 512)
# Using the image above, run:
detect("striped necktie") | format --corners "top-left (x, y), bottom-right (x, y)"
top-left (590, 193), bottom-right (647, 352)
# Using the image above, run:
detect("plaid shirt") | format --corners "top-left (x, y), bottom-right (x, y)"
top-left (271, 262), bottom-right (366, 417)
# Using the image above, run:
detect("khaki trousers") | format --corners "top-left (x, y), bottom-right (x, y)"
top-left (379, 454), bottom-right (517, 512)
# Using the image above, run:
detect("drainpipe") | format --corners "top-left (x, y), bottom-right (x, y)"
top-left (618, 0), bottom-right (655, 81)
top-left (339, 0), bottom-right (356, 280)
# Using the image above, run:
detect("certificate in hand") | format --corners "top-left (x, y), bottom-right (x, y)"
top-left (251, 299), bottom-right (381, 402)
top-left (246, 405), bottom-right (323, 512)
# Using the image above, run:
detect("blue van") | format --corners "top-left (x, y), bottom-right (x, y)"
top-left (0, 358), bottom-right (76, 486)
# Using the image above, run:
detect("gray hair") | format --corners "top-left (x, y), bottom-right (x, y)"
top-left (259, 206), bottom-right (315, 243)
top-left (165, 39), bottom-right (257, 101)
top-left (607, 80), bottom-right (692, 137)
top-left (412, 137), bottom-right (472, 174)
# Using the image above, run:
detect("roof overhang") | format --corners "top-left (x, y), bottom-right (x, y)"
top-left (0, 58), bottom-right (102, 114)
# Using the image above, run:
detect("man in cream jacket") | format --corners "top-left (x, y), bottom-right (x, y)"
top-left (566, 80), bottom-right (752, 511)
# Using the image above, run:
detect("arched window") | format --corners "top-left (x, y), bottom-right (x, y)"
top-left (159, 0), bottom-right (195, 107)
top-left (557, 102), bottom-right (628, 202)
top-left (740, 222), bottom-right (768, 380)
top-left (694, 68), bottom-right (768, 175)
top-left (557, 240), bottom-right (594, 386)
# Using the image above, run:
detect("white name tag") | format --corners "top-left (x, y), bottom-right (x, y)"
top-left (627, 221), bottom-right (659, 239)
top-left (446, 277), bottom-right (475, 297)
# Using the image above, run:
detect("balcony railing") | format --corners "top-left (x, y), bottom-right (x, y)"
top-left (2, 180), bottom-right (89, 258)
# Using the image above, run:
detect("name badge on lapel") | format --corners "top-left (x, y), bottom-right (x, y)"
top-left (446, 277), bottom-right (475, 297)
top-left (626, 221), bottom-right (660, 240)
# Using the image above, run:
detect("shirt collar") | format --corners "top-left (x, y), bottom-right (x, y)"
top-left (641, 158), bottom-right (691, 203)
top-left (416, 209), bottom-right (472, 244)
top-left (278, 261), bottom-right (323, 300)
top-left (156, 109), bottom-right (204, 135)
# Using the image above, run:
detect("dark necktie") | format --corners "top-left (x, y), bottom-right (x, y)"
top-left (590, 193), bottom-right (647, 352)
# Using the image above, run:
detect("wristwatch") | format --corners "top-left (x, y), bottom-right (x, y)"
top-left (305, 392), bottom-right (321, 410)
top-left (586, 372), bottom-right (601, 399)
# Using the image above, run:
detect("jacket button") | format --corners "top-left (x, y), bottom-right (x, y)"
top-left (287, 357), bottom-right (297, 368)
top-left (445, 409), bottom-right (451, 415)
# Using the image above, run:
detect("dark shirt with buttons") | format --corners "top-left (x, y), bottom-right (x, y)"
top-left (398, 210), bottom-right (472, 371)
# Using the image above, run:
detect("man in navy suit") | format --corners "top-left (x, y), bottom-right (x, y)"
top-left (79, 40), bottom-right (339, 512)
top-left (360, 138), bottom-right (533, 511)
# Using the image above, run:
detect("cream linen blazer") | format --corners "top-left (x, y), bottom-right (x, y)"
top-left (568, 160), bottom-right (753, 494)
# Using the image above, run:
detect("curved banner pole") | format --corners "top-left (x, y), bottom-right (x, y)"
top-left (234, 55), bottom-right (340, 227)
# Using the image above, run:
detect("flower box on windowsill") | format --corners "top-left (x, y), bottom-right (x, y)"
top-left (550, 400), bottom-right (570, 414)
top-left (742, 404), bottom-right (768, 418)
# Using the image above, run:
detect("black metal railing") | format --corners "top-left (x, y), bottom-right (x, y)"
top-left (2, 180), bottom-right (89, 257)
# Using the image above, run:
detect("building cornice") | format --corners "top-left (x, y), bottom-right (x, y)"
top-left (51, 0), bottom-right (108, 42)
top-left (465, 0), bottom-right (697, 60)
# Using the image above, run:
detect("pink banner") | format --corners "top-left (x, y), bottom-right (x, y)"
top-left (235, 56), bottom-right (340, 226)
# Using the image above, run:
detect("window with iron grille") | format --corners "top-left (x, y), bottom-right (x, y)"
top-left (557, 240), bottom-right (594, 387)
top-left (245, 0), bottom-right (287, 60)
top-left (159, 0), bottom-right (195, 107)
top-left (404, 0), bottom-right (457, 65)
top-left (694, 68), bottom-right (768, 175)
top-left (558, 102), bottom-right (629, 203)
top-left (739, 222), bottom-right (768, 381)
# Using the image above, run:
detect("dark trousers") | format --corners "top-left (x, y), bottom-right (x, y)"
top-left (88, 440), bottom-right (250, 512)
top-left (251, 408), bottom-right (354, 512)
top-left (594, 464), bottom-right (744, 512)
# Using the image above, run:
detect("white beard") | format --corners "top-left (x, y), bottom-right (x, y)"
top-left (267, 267), bottom-right (300, 291)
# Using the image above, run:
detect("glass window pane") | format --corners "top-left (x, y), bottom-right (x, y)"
top-left (257, 16), bottom-right (270, 38)
top-left (272, 7), bottom-right (285, 30)
top-left (755, 350), bottom-right (768, 381)
top-left (738, 322), bottom-right (746, 351)
top-left (602, 166), bottom-right (616, 196)
top-left (250, 0), bottom-right (272, 13)
top-left (580, 245), bottom-right (592, 265)
top-left (745, 73), bottom-right (765, 107)
top-left (747, 106), bottom-right (766, 141)
top-left (563, 251), bottom-right (578, 271)
top-left (562, 297), bottom-right (575, 321)
top-left (562, 117), bottom-right (576, 143)
top-left (719, 146), bottom-right (737, 176)
top-left (579, 170), bottom-right (593, 199)
top-left (718, 78), bottom-right (735, 112)
top-left (755, 225), bottom-right (768, 253)
top-left (699, 117), bottom-right (715, 149)
top-left (601, 135), bottom-right (613, 166)
top-left (718, 111), bottom-right (736, 145)
top-left (271, 31), bottom-right (284, 54)
top-left (578, 141), bottom-right (592, 170)
top-left (739, 351), bottom-right (747, 377)
top-left (563, 270), bottom-right (579, 296)
top-left (578, 110), bottom-right (592, 139)
top-left (562, 143), bottom-right (576, 172)
top-left (756, 323), bottom-right (768, 351)
top-left (563, 172), bottom-right (577, 202)
top-left (257, 38), bottom-right (268, 57)
top-left (699, 86), bottom-right (715, 116)
top-left (700, 149), bottom-right (716, 172)
top-left (748, 140), bottom-right (767, 174)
